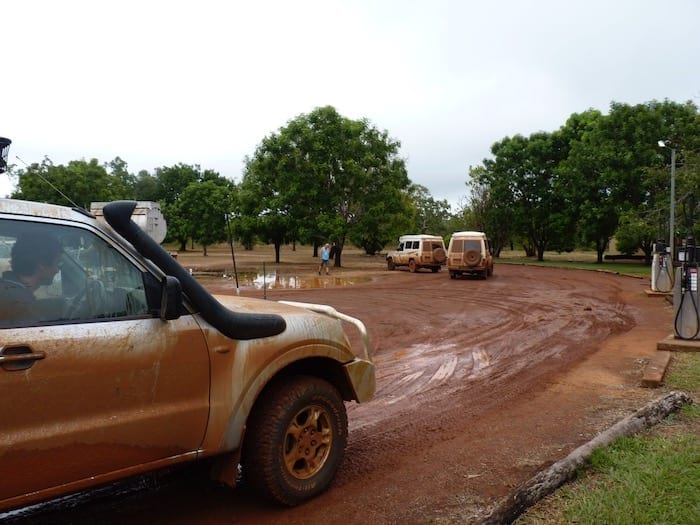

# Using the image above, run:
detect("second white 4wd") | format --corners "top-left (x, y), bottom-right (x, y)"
top-left (386, 234), bottom-right (446, 273)
top-left (447, 231), bottom-right (494, 279)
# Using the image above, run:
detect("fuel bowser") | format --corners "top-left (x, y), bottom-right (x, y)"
top-left (651, 240), bottom-right (673, 293)
top-left (673, 234), bottom-right (700, 339)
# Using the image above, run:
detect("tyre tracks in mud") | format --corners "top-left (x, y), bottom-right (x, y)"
top-left (269, 265), bottom-right (641, 494)
top-left (6, 264), bottom-right (658, 525)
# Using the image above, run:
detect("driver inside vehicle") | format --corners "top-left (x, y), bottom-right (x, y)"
top-left (0, 233), bottom-right (63, 325)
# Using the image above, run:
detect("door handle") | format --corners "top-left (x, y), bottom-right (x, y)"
top-left (0, 346), bottom-right (46, 371)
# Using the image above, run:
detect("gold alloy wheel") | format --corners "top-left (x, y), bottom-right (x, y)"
top-left (284, 404), bottom-right (333, 479)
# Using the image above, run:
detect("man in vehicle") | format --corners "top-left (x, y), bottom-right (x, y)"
top-left (0, 233), bottom-right (62, 323)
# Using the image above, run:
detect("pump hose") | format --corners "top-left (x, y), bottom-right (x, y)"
top-left (656, 260), bottom-right (673, 293)
top-left (674, 282), bottom-right (700, 340)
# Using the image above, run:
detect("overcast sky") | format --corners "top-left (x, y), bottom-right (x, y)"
top-left (2, 0), bottom-right (699, 207)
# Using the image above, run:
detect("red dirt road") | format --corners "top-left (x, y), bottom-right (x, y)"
top-left (5, 264), bottom-right (673, 524)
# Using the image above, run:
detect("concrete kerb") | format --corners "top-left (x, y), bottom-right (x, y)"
top-left (641, 334), bottom-right (700, 388)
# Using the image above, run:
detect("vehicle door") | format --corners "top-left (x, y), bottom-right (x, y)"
top-left (0, 218), bottom-right (210, 505)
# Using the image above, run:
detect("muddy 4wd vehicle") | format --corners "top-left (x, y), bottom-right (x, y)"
top-left (0, 199), bottom-right (375, 513)
top-left (386, 234), bottom-right (446, 273)
top-left (447, 231), bottom-right (494, 279)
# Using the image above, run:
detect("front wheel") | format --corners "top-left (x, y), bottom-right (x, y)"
top-left (408, 260), bottom-right (417, 273)
top-left (387, 258), bottom-right (395, 271)
top-left (242, 376), bottom-right (348, 506)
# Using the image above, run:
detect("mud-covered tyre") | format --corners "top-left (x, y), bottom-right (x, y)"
top-left (431, 266), bottom-right (439, 273)
top-left (408, 260), bottom-right (417, 273)
top-left (432, 247), bottom-right (446, 264)
top-left (464, 249), bottom-right (481, 267)
top-left (242, 376), bottom-right (348, 506)
top-left (387, 258), bottom-right (395, 271)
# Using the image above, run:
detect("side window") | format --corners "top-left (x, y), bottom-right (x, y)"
top-left (0, 220), bottom-right (150, 327)
top-left (397, 242), bottom-right (404, 251)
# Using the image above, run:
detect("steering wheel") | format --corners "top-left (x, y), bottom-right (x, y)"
top-left (63, 279), bottom-right (106, 319)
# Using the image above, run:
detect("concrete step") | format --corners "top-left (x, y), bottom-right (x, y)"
top-left (641, 350), bottom-right (673, 388)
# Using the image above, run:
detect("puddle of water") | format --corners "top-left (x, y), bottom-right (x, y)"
top-left (194, 271), bottom-right (370, 289)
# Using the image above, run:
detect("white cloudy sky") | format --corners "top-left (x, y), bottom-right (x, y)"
top-left (2, 0), bottom-right (699, 207)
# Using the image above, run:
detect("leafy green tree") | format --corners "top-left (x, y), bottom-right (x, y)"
top-left (407, 184), bottom-right (451, 236)
top-left (13, 157), bottom-right (131, 208)
top-left (156, 164), bottom-right (230, 251)
top-left (178, 180), bottom-right (231, 255)
top-left (155, 163), bottom-right (202, 206)
top-left (348, 192), bottom-right (413, 255)
top-left (133, 170), bottom-right (161, 201)
top-left (106, 157), bottom-right (136, 197)
top-left (464, 165), bottom-right (512, 256)
top-left (561, 101), bottom-right (699, 262)
top-left (615, 210), bottom-right (657, 263)
top-left (480, 131), bottom-right (574, 261)
top-left (238, 151), bottom-right (293, 263)
top-left (648, 101), bottom-right (700, 245)
top-left (242, 106), bottom-right (412, 264)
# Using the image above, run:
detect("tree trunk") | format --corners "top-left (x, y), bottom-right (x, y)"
top-left (596, 247), bottom-right (604, 264)
top-left (596, 238), bottom-right (607, 264)
top-left (274, 240), bottom-right (281, 264)
top-left (334, 248), bottom-right (342, 267)
top-left (335, 235), bottom-right (346, 268)
top-left (478, 391), bottom-right (693, 525)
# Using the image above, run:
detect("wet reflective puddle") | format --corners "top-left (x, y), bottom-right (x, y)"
top-left (195, 271), bottom-right (370, 289)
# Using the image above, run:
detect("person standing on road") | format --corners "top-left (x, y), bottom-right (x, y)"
top-left (318, 243), bottom-right (331, 275)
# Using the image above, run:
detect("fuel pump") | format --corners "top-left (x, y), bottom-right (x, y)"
top-left (651, 240), bottom-right (673, 293)
top-left (673, 194), bottom-right (700, 339)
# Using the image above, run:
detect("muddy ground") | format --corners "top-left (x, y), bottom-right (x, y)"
top-left (6, 249), bottom-right (675, 524)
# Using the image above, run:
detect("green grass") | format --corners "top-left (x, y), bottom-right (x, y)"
top-left (516, 352), bottom-right (700, 525)
top-left (497, 249), bottom-right (651, 278)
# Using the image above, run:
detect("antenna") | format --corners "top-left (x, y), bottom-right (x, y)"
top-left (15, 155), bottom-right (81, 209)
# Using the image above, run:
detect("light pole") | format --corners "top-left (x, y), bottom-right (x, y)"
top-left (659, 140), bottom-right (676, 262)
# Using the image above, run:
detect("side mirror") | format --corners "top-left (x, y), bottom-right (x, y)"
top-left (160, 275), bottom-right (182, 321)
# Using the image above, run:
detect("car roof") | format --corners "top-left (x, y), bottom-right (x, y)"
top-left (451, 231), bottom-right (486, 238)
top-left (398, 234), bottom-right (443, 241)
top-left (0, 198), bottom-right (95, 225)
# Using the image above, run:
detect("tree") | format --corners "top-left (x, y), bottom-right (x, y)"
top-left (560, 101), bottom-right (700, 262)
top-left (133, 170), bottom-right (161, 201)
top-left (407, 184), bottom-right (451, 237)
top-left (155, 164), bottom-right (229, 251)
top-left (106, 157), bottom-right (136, 197)
top-left (13, 157), bottom-right (132, 208)
top-left (242, 106), bottom-right (412, 264)
top-left (178, 180), bottom-right (231, 255)
top-left (465, 165), bottom-right (512, 256)
top-left (615, 210), bottom-right (657, 263)
top-left (155, 163), bottom-right (202, 206)
top-left (480, 132), bottom-right (574, 261)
